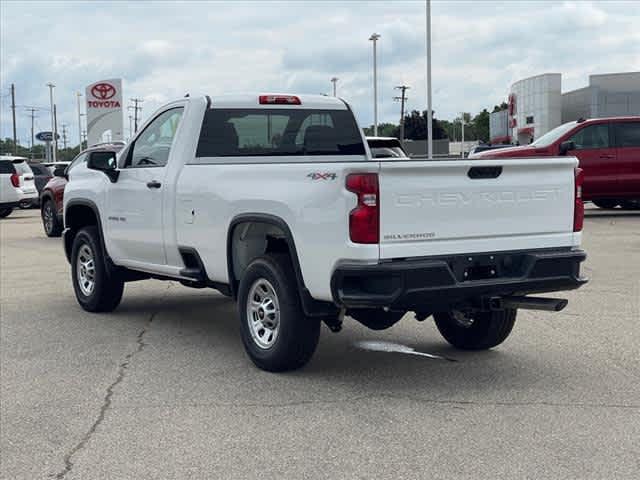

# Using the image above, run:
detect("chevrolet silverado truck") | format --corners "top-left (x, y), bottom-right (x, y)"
top-left (62, 94), bottom-right (587, 371)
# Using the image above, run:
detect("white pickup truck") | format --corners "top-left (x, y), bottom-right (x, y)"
top-left (63, 93), bottom-right (587, 371)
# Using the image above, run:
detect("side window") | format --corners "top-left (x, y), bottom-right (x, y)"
top-left (614, 122), bottom-right (640, 147)
top-left (569, 124), bottom-right (609, 150)
top-left (128, 108), bottom-right (184, 167)
top-left (67, 153), bottom-right (88, 172)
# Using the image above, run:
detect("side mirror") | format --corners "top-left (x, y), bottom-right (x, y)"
top-left (53, 166), bottom-right (67, 178)
top-left (559, 140), bottom-right (575, 155)
top-left (87, 151), bottom-right (119, 182)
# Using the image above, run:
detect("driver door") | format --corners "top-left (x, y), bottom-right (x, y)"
top-left (106, 107), bottom-right (184, 266)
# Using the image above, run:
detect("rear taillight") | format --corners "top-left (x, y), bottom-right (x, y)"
top-left (259, 95), bottom-right (301, 105)
top-left (574, 167), bottom-right (584, 232)
top-left (10, 173), bottom-right (19, 187)
top-left (346, 173), bottom-right (379, 244)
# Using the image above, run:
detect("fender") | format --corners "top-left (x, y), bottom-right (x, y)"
top-left (227, 213), bottom-right (338, 318)
top-left (63, 199), bottom-right (112, 271)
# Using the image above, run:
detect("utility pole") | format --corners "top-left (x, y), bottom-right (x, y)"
top-left (11, 84), bottom-right (18, 154)
top-left (76, 92), bottom-right (83, 150)
top-left (330, 77), bottom-right (338, 97)
top-left (129, 98), bottom-right (143, 133)
top-left (369, 33), bottom-right (381, 136)
top-left (61, 124), bottom-right (68, 149)
top-left (394, 85), bottom-right (410, 142)
top-left (25, 107), bottom-right (38, 159)
top-left (46, 83), bottom-right (57, 162)
top-left (426, 0), bottom-right (433, 159)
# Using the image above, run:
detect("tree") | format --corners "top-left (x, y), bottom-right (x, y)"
top-left (403, 110), bottom-right (447, 140)
top-left (492, 102), bottom-right (508, 113)
top-left (472, 109), bottom-right (490, 143)
top-left (363, 123), bottom-right (399, 137)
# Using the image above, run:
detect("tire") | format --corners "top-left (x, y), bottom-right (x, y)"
top-left (434, 309), bottom-right (517, 350)
top-left (41, 199), bottom-right (63, 237)
top-left (592, 199), bottom-right (618, 209)
top-left (71, 226), bottom-right (124, 312)
top-left (348, 309), bottom-right (405, 330)
top-left (0, 207), bottom-right (13, 218)
top-left (238, 254), bottom-right (320, 372)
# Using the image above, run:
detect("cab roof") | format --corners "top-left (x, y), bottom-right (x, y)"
top-left (206, 93), bottom-right (348, 110)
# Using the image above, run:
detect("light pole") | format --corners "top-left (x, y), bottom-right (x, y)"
top-left (76, 92), bottom-right (83, 151)
top-left (426, 0), bottom-right (433, 159)
top-left (369, 33), bottom-right (381, 136)
top-left (47, 83), bottom-right (57, 162)
top-left (330, 77), bottom-right (338, 97)
top-left (461, 113), bottom-right (466, 158)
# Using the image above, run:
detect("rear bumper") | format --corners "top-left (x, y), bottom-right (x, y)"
top-left (331, 248), bottom-right (587, 311)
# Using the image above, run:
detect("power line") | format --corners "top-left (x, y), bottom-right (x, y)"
top-left (394, 85), bottom-right (410, 142)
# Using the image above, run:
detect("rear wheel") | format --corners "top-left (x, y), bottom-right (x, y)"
top-left (434, 309), bottom-right (517, 350)
top-left (0, 207), bottom-right (12, 218)
top-left (41, 199), bottom-right (63, 237)
top-left (71, 226), bottom-right (124, 312)
top-left (238, 254), bottom-right (320, 372)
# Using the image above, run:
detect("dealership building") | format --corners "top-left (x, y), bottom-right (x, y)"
top-left (489, 71), bottom-right (640, 145)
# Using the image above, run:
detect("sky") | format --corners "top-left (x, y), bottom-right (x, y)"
top-left (1, 0), bottom-right (639, 147)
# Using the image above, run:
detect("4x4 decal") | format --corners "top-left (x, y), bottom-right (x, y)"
top-left (307, 172), bottom-right (337, 181)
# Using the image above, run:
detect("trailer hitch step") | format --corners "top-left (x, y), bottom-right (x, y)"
top-left (489, 296), bottom-right (568, 312)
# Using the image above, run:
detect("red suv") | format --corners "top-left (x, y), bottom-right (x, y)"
top-left (474, 117), bottom-right (640, 209)
top-left (40, 143), bottom-right (124, 236)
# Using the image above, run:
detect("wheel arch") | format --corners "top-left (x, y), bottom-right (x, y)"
top-left (63, 199), bottom-right (107, 264)
top-left (226, 213), bottom-right (338, 318)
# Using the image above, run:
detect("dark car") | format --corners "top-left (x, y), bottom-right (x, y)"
top-left (28, 163), bottom-right (53, 207)
top-left (40, 143), bottom-right (124, 237)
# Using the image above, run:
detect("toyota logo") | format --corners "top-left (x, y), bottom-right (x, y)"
top-left (91, 83), bottom-right (116, 100)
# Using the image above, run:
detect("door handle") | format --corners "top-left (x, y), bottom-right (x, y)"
top-left (146, 180), bottom-right (162, 189)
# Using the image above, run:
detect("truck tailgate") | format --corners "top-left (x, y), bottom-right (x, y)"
top-left (378, 157), bottom-right (578, 259)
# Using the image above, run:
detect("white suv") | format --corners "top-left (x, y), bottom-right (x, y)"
top-left (0, 156), bottom-right (38, 218)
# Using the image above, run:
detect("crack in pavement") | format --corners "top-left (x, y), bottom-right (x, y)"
top-left (52, 284), bottom-right (172, 480)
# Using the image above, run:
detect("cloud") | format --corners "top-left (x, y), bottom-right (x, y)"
top-left (1, 0), bottom-right (638, 147)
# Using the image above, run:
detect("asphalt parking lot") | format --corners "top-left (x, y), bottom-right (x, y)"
top-left (1, 207), bottom-right (638, 479)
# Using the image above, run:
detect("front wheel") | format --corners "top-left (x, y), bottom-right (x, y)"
top-left (71, 226), bottom-right (124, 312)
top-left (0, 207), bottom-right (13, 218)
top-left (434, 309), bottom-right (517, 350)
top-left (238, 254), bottom-right (320, 372)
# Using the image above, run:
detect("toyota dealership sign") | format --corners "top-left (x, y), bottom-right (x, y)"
top-left (85, 78), bottom-right (123, 146)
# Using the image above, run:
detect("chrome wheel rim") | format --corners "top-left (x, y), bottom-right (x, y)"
top-left (76, 244), bottom-right (96, 296)
top-left (246, 278), bottom-right (280, 349)
top-left (43, 203), bottom-right (53, 233)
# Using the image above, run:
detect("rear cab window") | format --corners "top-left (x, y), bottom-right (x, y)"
top-left (196, 108), bottom-right (365, 159)
top-left (614, 121), bottom-right (640, 147)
